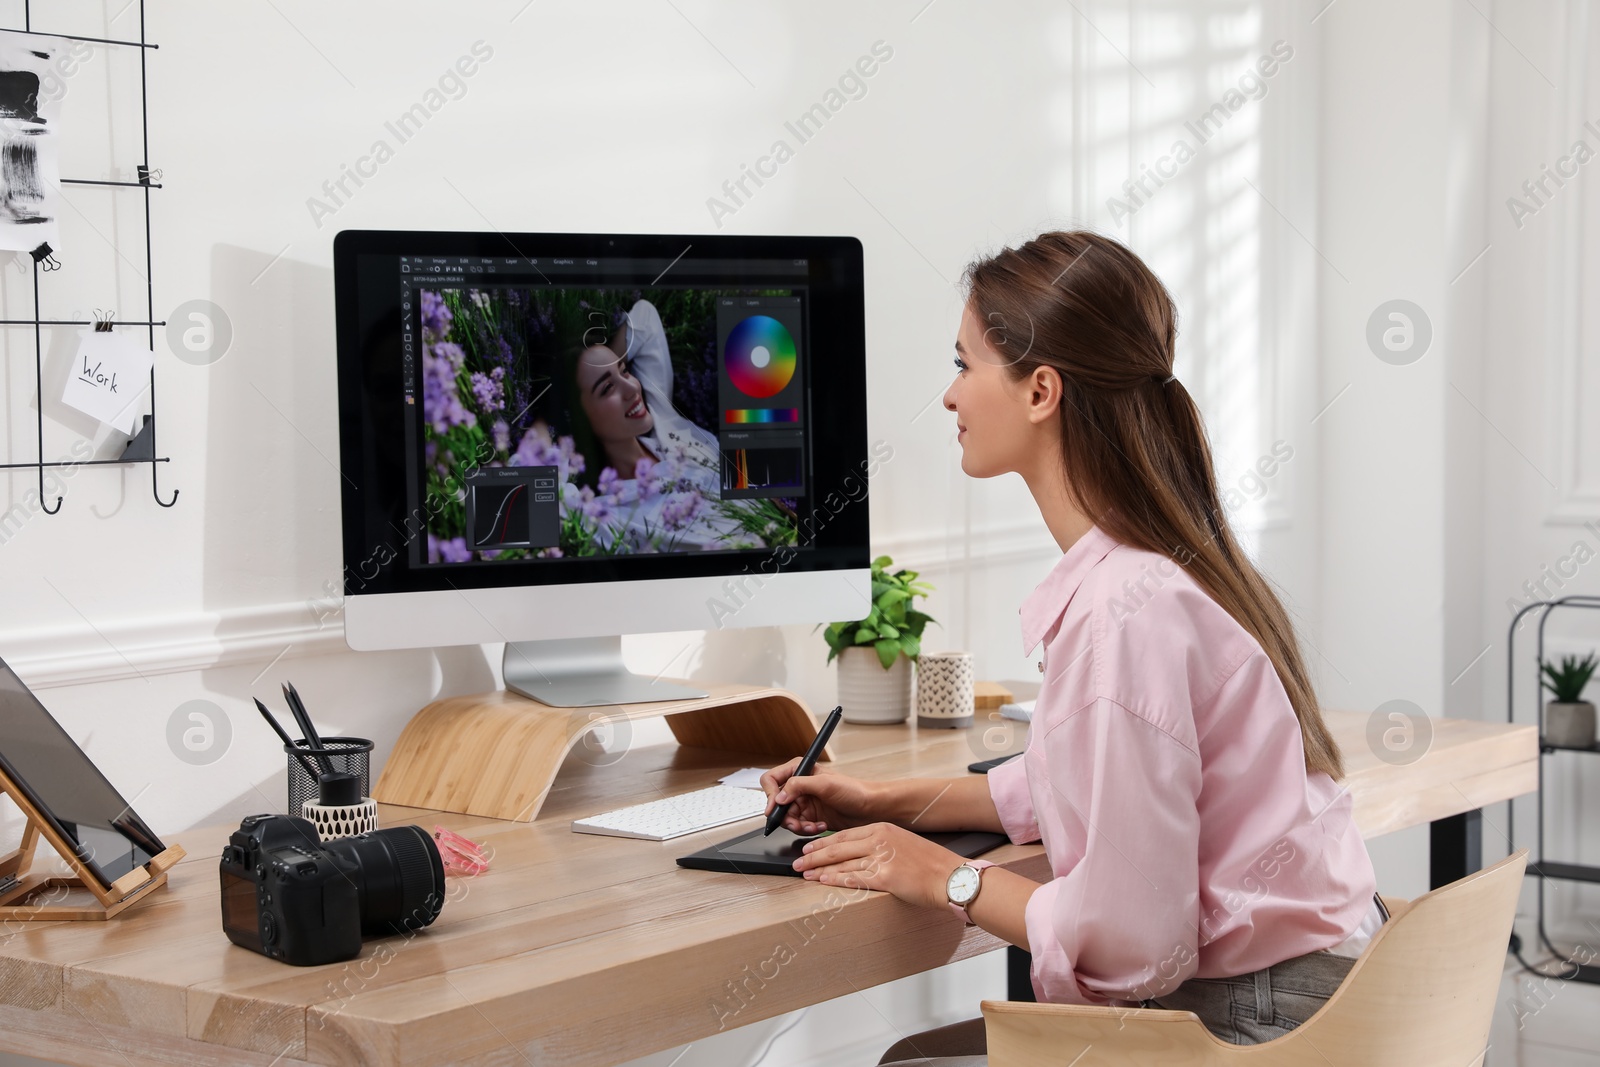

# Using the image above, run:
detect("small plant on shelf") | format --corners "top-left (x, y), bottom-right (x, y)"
top-left (1540, 652), bottom-right (1598, 749)
top-left (1541, 652), bottom-right (1598, 702)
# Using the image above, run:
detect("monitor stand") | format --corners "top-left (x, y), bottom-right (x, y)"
top-left (502, 636), bottom-right (709, 707)
top-left (374, 675), bottom-right (832, 822)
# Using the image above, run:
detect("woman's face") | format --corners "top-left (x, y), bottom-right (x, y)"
top-left (576, 343), bottom-right (654, 444)
top-left (942, 304), bottom-right (1042, 479)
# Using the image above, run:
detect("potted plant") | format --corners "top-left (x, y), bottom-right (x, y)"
top-left (820, 555), bottom-right (937, 724)
top-left (1540, 652), bottom-right (1598, 749)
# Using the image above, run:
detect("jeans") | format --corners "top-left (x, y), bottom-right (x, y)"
top-left (1135, 945), bottom-right (1356, 1045)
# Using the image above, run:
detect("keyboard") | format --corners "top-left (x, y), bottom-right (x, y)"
top-left (571, 784), bottom-right (769, 841)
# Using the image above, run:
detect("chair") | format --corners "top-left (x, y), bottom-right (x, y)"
top-left (981, 848), bottom-right (1526, 1066)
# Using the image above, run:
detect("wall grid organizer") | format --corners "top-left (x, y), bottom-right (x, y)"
top-left (0, 0), bottom-right (177, 513)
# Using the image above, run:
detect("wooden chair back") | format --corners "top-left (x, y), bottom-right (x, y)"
top-left (982, 849), bottom-right (1527, 1065)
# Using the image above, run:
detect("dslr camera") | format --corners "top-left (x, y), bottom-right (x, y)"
top-left (219, 814), bottom-right (446, 966)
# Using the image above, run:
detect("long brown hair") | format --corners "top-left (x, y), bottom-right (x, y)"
top-left (962, 230), bottom-right (1343, 781)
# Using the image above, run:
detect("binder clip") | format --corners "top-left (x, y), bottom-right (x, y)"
top-left (137, 165), bottom-right (162, 187)
top-left (30, 243), bottom-right (60, 271)
top-left (92, 309), bottom-right (114, 333)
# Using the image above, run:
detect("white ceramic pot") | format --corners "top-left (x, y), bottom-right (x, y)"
top-left (1545, 700), bottom-right (1597, 749)
top-left (836, 646), bottom-right (911, 724)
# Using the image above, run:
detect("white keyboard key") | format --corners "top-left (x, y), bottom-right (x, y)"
top-left (572, 784), bottom-right (768, 841)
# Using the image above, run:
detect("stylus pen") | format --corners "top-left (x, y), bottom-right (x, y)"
top-left (763, 704), bottom-right (843, 836)
top-left (283, 682), bottom-right (334, 775)
top-left (254, 698), bottom-right (322, 779)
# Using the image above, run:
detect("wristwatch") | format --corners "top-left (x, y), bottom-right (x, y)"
top-left (946, 860), bottom-right (995, 925)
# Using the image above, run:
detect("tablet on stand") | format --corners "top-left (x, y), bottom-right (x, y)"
top-left (0, 656), bottom-right (184, 921)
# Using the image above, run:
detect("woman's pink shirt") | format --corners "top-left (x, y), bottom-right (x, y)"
top-left (986, 523), bottom-right (1376, 1005)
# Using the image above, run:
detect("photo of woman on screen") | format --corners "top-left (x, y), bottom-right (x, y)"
top-left (564, 298), bottom-right (758, 552)
top-left (419, 286), bottom-right (797, 562)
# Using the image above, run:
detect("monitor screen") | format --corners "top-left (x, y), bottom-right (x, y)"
top-left (412, 280), bottom-right (805, 562)
top-left (334, 231), bottom-right (871, 610)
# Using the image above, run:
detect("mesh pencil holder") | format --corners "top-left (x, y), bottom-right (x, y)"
top-left (285, 737), bottom-right (373, 820)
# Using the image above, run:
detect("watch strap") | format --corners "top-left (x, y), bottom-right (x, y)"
top-left (946, 859), bottom-right (996, 925)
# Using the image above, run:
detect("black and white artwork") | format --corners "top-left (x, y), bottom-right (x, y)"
top-left (0, 32), bottom-right (61, 254)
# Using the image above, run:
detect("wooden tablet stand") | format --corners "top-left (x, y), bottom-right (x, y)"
top-left (0, 769), bottom-right (185, 922)
top-left (374, 681), bottom-right (831, 822)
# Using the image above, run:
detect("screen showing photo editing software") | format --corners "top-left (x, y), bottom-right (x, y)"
top-left (398, 255), bottom-right (812, 564)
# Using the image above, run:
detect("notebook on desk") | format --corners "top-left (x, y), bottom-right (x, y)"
top-left (677, 826), bottom-right (1008, 877)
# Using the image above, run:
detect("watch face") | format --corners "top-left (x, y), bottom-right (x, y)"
top-left (948, 863), bottom-right (981, 905)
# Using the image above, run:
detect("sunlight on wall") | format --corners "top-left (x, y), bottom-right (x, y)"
top-left (1048, 1), bottom-right (1294, 560)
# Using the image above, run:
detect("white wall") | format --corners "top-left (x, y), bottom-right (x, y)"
top-left (1313, 0), bottom-right (1460, 901)
top-left (1474, 0), bottom-right (1600, 938)
top-left (1314, 0), bottom-right (1600, 942)
top-left (1, 1), bottom-right (1580, 1065)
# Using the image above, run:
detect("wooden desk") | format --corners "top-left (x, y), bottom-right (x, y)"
top-left (0, 707), bottom-right (1534, 1067)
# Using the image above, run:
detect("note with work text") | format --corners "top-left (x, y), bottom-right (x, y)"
top-left (61, 329), bottom-right (152, 432)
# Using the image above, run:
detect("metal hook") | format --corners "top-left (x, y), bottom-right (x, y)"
top-left (153, 465), bottom-right (178, 507)
top-left (39, 464), bottom-right (61, 514)
top-left (138, 407), bottom-right (179, 508)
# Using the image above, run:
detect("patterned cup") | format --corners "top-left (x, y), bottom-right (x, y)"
top-left (301, 797), bottom-right (380, 840)
top-left (916, 651), bottom-right (975, 729)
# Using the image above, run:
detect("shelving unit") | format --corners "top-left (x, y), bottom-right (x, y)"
top-left (0, 2), bottom-right (177, 512)
top-left (1507, 593), bottom-right (1600, 985)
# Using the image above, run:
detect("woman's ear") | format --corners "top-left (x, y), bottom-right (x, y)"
top-left (1025, 365), bottom-right (1064, 424)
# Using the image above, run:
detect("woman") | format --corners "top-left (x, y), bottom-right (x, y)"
top-left (760, 231), bottom-right (1385, 1062)
top-left (568, 298), bottom-right (752, 551)
top-left (571, 297), bottom-right (724, 479)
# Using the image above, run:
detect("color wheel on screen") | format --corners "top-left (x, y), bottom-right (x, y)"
top-left (725, 315), bottom-right (797, 399)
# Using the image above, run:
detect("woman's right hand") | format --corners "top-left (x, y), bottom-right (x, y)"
top-left (759, 758), bottom-right (882, 835)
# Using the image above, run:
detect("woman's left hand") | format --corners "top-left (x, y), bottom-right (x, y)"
top-left (790, 822), bottom-right (964, 911)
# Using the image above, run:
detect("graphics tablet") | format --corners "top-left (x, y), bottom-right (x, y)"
top-left (677, 826), bottom-right (1007, 877)
top-left (967, 752), bottom-right (1020, 774)
top-left (0, 655), bottom-right (165, 890)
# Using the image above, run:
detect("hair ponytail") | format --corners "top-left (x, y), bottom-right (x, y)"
top-left (963, 231), bottom-right (1344, 781)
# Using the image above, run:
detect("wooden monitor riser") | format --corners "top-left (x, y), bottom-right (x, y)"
top-left (373, 682), bottom-right (831, 822)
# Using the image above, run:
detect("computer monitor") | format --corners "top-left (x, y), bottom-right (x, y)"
top-left (332, 230), bottom-right (873, 707)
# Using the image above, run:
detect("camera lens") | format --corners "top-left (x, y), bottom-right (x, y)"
top-left (324, 825), bottom-right (446, 936)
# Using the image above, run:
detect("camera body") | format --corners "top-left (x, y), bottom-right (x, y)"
top-left (219, 814), bottom-right (444, 967)
top-left (219, 814), bottom-right (360, 965)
